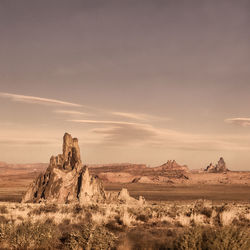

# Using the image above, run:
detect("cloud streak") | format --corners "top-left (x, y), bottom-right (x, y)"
top-left (225, 118), bottom-right (250, 127)
top-left (111, 111), bottom-right (169, 121)
top-left (68, 119), bottom-right (145, 126)
top-left (0, 92), bottom-right (82, 107)
top-left (0, 138), bottom-right (59, 146)
top-left (54, 110), bottom-right (87, 115)
top-left (89, 121), bottom-right (250, 152)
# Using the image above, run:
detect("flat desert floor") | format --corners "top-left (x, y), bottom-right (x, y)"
top-left (0, 181), bottom-right (249, 203)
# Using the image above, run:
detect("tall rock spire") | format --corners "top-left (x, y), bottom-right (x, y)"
top-left (22, 133), bottom-right (106, 204)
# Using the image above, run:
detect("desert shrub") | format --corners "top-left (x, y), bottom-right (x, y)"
top-left (173, 226), bottom-right (250, 250)
top-left (90, 225), bottom-right (117, 249)
top-left (60, 223), bottom-right (92, 250)
top-left (72, 203), bottom-right (83, 214)
top-left (62, 218), bottom-right (71, 225)
top-left (0, 205), bottom-right (8, 214)
top-left (233, 215), bottom-right (250, 227)
top-left (185, 210), bottom-right (192, 217)
top-left (60, 206), bottom-right (71, 214)
top-left (0, 215), bottom-right (8, 224)
top-left (136, 214), bottom-right (149, 222)
top-left (200, 207), bottom-right (213, 218)
top-left (17, 216), bottom-right (24, 221)
top-left (211, 226), bottom-right (250, 250)
top-left (84, 210), bottom-right (93, 224)
top-left (60, 222), bottom-right (117, 250)
top-left (0, 220), bottom-right (61, 249)
top-left (28, 203), bottom-right (59, 215)
top-left (126, 227), bottom-right (174, 250)
top-left (88, 204), bottom-right (99, 212)
top-left (105, 218), bottom-right (126, 232)
top-left (173, 226), bottom-right (204, 249)
top-left (168, 204), bottom-right (178, 218)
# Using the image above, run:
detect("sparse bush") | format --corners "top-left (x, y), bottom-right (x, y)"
top-left (136, 214), bottom-right (149, 222)
top-left (17, 216), bottom-right (24, 221)
top-left (0, 205), bottom-right (8, 214)
top-left (28, 203), bottom-right (59, 215)
top-left (60, 206), bottom-right (71, 214)
top-left (0, 215), bottom-right (8, 224)
top-left (72, 203), bottom-right (83, 214)
top-left (60, 223), bottom-right (92, 250)
top-left (60, 222), bottom-right (117, 250)
top-left (0, 220), bottom-right (61, 249)
top-left (200, 207), bottom-right (213, 218)
top-left (126, 227), bottom-right (174, 250)
top-left (105, 219), bottom-right (126, 232)
top-left (173, 226), bottom-right (250, 250)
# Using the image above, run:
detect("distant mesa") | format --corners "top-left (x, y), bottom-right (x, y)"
top-left (89, 160), bottom-right (190, 184)
top-left (22, 133), bottom-right (142, 205)
top-left (204, 157), bottom-right (229, 173)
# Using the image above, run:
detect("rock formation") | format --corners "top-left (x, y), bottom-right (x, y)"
top-left (22, 133), bottom-right (144, 205)
top-left (116, 188), bottom-right (146, 205)
top-left (155, 160), bottom-right (189, 172)
top-left (22, 133), bottom-right (106, 204)
top-left (204, 157), bottom-right (229, 173)
top-left (205, 163), bottom-right (216, 172)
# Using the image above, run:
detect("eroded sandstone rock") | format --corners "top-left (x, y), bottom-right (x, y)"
top-left (22, 133), bottom-right (144, 205)
top-left (204, 157), bottom-right (229, 173)
top-left (117, 188), bottom-right (146, 205)
top-left (22, 133), bottom-right (106, 204)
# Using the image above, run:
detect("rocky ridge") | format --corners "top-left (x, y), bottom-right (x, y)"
top-left (90, 160), bottom-right (190, 184)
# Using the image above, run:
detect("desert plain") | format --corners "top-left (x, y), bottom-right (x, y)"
top-left (0, 154), bottom-right (249, 249)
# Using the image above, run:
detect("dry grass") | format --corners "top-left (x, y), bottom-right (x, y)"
top-left (0, 200), bottom-right (249, 249)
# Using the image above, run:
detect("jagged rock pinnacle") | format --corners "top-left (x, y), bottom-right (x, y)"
top-left (22, 133), bottom-right (145, 205)
top-left (22, 133), bottom-right (106, 204)
top-left (204, 157), bottom-right (229, 173)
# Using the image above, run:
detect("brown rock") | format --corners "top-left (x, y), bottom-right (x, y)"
top-left (117, 188), bottom-right (146, 205)
top-left (204, 157), bottom-right (229, 173)
top-left (22, 133), bottom-right (106, 204)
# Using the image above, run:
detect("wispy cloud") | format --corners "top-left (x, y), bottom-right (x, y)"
top-left (92, 123), bottom-right (157, 144)
top-left (88, 121), bottom-right (250, 152)
top-left (0, 92), bottom-right (82, 107)
top-left (111, 111), bottom-right (169, 121)
top-left (225, 118), bottom-right (250, 127)
top-left (0, 138), bottom-right (59, 146)
top-left (68, 119), bottom-right (144, 126)
top-left (54, 110), bottom-right (87, 116)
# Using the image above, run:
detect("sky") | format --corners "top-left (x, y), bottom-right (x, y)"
top-left (0, 0), bottom-right (250, 170)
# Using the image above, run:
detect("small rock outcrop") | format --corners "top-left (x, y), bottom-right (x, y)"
top-left (117, 188), bottom-right (146, 205)
top-left (205, 163), bottom-right (216, 172)
top-left (204, 157), bottom-right (229, 173)
top-left (22, 133), bottom-right (106, 204)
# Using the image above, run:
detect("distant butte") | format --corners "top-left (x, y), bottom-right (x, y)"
top-left (89, 160), bottom-right (190, 184)
top-left (204, 157), bottom-right (229, 173)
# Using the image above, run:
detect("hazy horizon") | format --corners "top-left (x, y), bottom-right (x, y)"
top-left (1, 0), bottom-right (250, 170)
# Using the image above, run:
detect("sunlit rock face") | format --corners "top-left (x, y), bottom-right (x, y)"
top-left (22, 133), bottom-right (106, 204)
